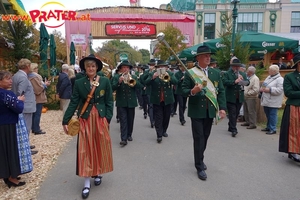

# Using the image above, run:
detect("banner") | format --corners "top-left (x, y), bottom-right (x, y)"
top-left (105, 23), bottom-right (156, 36)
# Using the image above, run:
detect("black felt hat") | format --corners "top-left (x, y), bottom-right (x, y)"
top-left (155, 60), bottom-right (169, 67)
top-left (210, 58), bottom-right (217, 64)
top-left (117, 60), bottom-right (133, 70)
top-left (230, 58), bottom-right (242, 67)
top-left (148, 59), bottom-right (156, 65)
top-left (79, 54), bottom-right (103, 72)
top-left (292, 54), bottom-right (300, 69)
top-left (195, 45), bottom-right (212, 57)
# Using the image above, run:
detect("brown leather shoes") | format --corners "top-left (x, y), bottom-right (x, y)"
top-left (247, 125), bottom-right (257, 129)
top-left (241, 123), bottom-right (250, 126)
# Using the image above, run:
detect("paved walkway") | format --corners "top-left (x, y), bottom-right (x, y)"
top-left (38, 107), bottom-right (299, 200)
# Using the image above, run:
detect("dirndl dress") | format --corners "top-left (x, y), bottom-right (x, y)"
top-left (76, 106), bottom-right (113, 177)
top-left (16, 113), bottom-right (33, 174)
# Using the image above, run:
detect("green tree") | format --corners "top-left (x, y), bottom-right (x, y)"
top-left (0, 21), bottom-right (35, 72)
top-left (139, 49), bottom-right (150, 64)
top-left (213, 13), bottom-right (253, 70)
top-left (154, 24), bottom-right (187, 61)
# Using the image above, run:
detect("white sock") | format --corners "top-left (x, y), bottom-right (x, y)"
top-left (83, 177), bottom-right (90, 193)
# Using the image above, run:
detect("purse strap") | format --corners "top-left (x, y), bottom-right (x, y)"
top-left (79, 75), bottom-right (100, 117)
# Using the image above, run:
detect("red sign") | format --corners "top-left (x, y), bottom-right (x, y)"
top-left (105, 23), bottom-right (156, 36)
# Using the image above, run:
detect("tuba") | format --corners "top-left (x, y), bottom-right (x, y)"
top-left (157, 68), bottom-right (170, 83)
top-left (122, 72), bottom-right (136, 87)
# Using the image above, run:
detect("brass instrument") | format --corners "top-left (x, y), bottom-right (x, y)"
top-left (101, 66), bottom-right (112, 79)
top-left (156, 68), bottom-right (170, 82)
top-left (138, 72), bottom-right (143, 79)
top-left (122, 72), bottom-right (136, 87)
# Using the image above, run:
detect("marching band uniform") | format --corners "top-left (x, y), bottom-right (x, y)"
top-left (111, 60), bottom-right (142, 146)
top-left (145, 59), bottom-right (156, 128)
top-left (145, 60), bottom-right (178, 143)
top-left (139, 65), bottom-right (150, 119)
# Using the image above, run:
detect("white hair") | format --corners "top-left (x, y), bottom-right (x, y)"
top-left (61, 64), bottom-right (69, 71)
top-left (247, 66), bottom-right (256, 73)
top-left (269, 65), bottom-right (279, 73)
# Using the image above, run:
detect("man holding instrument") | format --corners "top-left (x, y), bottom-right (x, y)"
top-left (182, 45), bottom-right (226, 180)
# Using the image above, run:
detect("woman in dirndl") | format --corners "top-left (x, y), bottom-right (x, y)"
top-left (279, 54), bottom-right (300, 163)
top-left (0, 70), bottom-right (26, 188)
top-left (63, 54), bottom-right (113, 199)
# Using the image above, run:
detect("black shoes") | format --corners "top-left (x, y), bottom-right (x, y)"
top-left (203, 163), bottom-right (207, 170)
top-left (261, 128), bottom-right (270, 131)
top-left (120, 141), bottom-right (127, 146)
top-left (127, 136), bottom-right (133, 141)
top-left (288, 153), bottom-right (300, 163)
top-left (231, 132), bottom-right (238, 137)
top-left (247, 125), bottom-right (257, 129)
top-left (143, 114), bottom-right (147, 119)
top-left (162, 133), bottom-right (168, 137)
top-left (197, 170), bottom-right (207, 180)
top-left (181, 120), bottom-right (186, 126)
top-left (241, 123), bottom-right (250, 126)
top-left (82, 187), bottom-right (90, 199)
top-left (33, 130), bottom-right (46, 135)
top-left (94, 175), bottom-right (102, 186)
top-left (5, 179), bottom-right (26, 188)
top-left (30, 145), bottom-right (35, 149)
top-left (31, 150), bottom-right (38, 155)
top-left (266, 131), bottom-right (276, 135)
top-left (157, 137), bottom-right (162, 143)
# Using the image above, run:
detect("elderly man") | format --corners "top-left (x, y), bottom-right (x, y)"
top-left (12, 58), bottom-right (38, 155)
top-left (241, 66), bottom-right (260, 129)
top-left (223, 58), bottom-right (249, 137)
top-left (56, 64), bottom-right (72, 115)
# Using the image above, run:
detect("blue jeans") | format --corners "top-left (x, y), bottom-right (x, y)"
top-left (263, 106), bottom-right (278, 132)
top-left (32, 103), bottom-right (43, 132)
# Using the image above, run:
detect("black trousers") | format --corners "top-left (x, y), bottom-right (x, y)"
top-left (136, 89), bottom-right (143, 107)
top-left (153, 102), bottom-right (171, 138)
top-left (227, 100), bottom-right (242, 132)
top-left (191, 117), bottom-right (213, 171)
top-left (142, 95), bottom-right (149, 115)
top-left (171, 93), bottom-right (178, 115)
top-left (177, 95), bottom-right (187, 122)
top-left (147, 95), bottom-right (154, 124)
top-left (119, 107), bottom-right (135, 141)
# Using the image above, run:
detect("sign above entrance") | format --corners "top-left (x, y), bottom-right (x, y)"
top-left (105, 23), bottom-right (156, 36)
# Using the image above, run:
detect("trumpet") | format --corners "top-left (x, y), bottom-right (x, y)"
top-left (101, 66), bottom-right (112, 79)
top-left (121, 72), bottom-right (136, 87)
top-left (156, 68), bottom-right (170, 83)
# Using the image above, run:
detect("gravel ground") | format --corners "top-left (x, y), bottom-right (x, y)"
top-left (0, 110), bottom-right (72, 200)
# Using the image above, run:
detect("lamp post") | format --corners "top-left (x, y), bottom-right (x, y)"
top-left (88, 33), bottom-right (93, 54)
top-left (231, 0), bottom-right (240, 54)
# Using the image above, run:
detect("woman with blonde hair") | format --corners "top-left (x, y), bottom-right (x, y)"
top-left (260, 64), bottom-right (284, 135)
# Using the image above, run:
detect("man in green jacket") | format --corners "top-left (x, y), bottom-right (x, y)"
top-left (111, 60), bottom-right (142, 146)
top-left (145, 60), bottom-right (178, 143)
top-left (223, 58), bottom-right (249, 137)
top-left (175, 60), bottom-right (187, 125)
top-left (182, 45), bottom-right (226, 181)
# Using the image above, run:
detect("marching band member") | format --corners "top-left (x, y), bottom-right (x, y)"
top-left (145, 60), bottom-right (178, 143)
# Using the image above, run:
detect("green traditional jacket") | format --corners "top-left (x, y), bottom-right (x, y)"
top-left (145, 70), bottom-right (178, 105)
top-left (283, 70), bottom-right (300, 106)
top-left (139, 72), bottom-right (148, 96)
top-left (143, 70), bottom-right (152, 95)
top-left (222, 68), bottom-right (248, 103)
top-left (62, 76), bottom-right (113, 125)
top-left (182, 67), bottom-right (226, 119)
top-left (175, 70), bottom-right (185, 96)
top-left (111, 73), bottom-right (142, 108)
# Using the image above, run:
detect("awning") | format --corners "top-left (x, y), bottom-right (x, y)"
top-left (0, 0), bottom-right (31, 25)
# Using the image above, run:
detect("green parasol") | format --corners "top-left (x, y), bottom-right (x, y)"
top-left (49, 34), bottom-right (56, 68)
top-left (70, 42), bottom-right (76, 65)
top-left (178, 43), bottom-right (203, 61)
top-left (39, 23), bottom-right (49, 71)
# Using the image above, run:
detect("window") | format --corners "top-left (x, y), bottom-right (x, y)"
top-left (204, 13), bottom-right (215, 40)
top-left (291, 12), bottom-right (300, 33)
top-left (237, 13), bottom-right (263, 32)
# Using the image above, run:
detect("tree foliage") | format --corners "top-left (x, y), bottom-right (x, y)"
top-left (154, 25), bottom-right (187, 61)
top-left (213, 13), bottom-right (253, 70)
top-left (0, 21), bottom-right (35, 72)
top-left (95, 39), bottom-right (148, 68)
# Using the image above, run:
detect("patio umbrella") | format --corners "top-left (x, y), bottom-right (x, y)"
top-left (178, 43), bottom-right (203, 61)
top-left (203, 31), bottom-right (298, 54)
top-left (39, 23), bottom-right (49, 71)
top-left (70, 42), bottom-right (76, 65)
top-left (49, 34), bottom-right (56, 68)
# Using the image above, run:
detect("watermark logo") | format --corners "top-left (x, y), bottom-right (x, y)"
top-left (216, 42), bottom-right (226, 48)
top-left (262, 41), bottom-right (275, 48)
top-left (0, 1), bottom-right (90, 28)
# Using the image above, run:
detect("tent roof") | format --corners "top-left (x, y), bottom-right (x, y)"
top-left (265, 33), bottom-right (300, 45)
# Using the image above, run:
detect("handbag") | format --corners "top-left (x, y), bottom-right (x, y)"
top-left (67, 75), bottom-right (100, 136)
